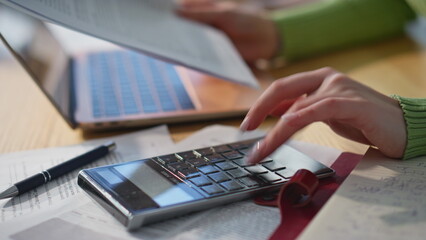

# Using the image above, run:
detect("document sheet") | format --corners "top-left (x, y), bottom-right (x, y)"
top-left (299, 148), bottom-right (426, 240)
top-left (0, 124), bottom-right (341, 240)
top-left (0, 0), bottom-right (258, 88)
top-left (0, 125), bottom-right (175, 224)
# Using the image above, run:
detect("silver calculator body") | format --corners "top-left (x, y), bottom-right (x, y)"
top-left (78, 138), bottom-right (334, 230)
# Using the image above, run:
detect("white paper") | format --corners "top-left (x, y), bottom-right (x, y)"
top-left (299, 148), bottom-right (426, 240)
top-left (0, 125), bottom-right (174, 224)
top-left (1, 124), bottom-right (342, 240)
top-left (56, 124), bottom-right (281, 240)
top-left (170, 125), bottom-right (342, 240)
top-left (1, 0), bottom-right (258, 88)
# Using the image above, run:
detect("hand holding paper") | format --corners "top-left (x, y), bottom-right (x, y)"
top-left (0, 0), bottom-right (258, 88)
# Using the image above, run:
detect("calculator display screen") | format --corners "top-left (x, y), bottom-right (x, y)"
top-left (114, 162), bottom-right (197, 207)
top-left (94, 160), bottom-right (203, 211)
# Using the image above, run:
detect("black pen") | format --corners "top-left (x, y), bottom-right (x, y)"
top-left (0, 142), bottom-right (116, 199)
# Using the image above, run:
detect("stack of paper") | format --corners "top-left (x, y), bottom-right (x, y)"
top-left (0, 124), bottom-right (341, 240)
top-left (299, 148), bottom-right (426, 240)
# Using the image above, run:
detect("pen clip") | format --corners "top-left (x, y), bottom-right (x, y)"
top-left (104, 142), bottom-right (117, 152)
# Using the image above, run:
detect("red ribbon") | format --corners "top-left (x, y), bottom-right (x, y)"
top-left (254, 152), bottom-right (363, 240)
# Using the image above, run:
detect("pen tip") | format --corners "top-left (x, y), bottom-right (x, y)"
top-left (105, 142), bottom-right (117, 151)
top-left (0, 185), bottom-right (18, 199)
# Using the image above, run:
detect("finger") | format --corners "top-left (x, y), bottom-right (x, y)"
top-left (241, 67), bottom-right (336, 131)
top-left (269, 98), bottom-right (299, 117)
top-left (177, 7), bottom-right (222, 25)
top-left (175, 0), bottom-right (215, 8)
top-left (176, 1), bottom-right (236, 25)
top-left (246, 97), bottom-right (363, 164)
top-left (284, 73), bottom-right (357, 113)
top-left (235, 39), bottom-right (280, 62)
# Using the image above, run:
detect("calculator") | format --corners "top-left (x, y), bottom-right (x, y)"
top-left (77, 138), bottom-right (334, 230)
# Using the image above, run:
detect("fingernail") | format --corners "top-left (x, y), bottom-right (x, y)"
top-left (239, 117), bottom-right (250, 132)
top-left (246, 141), bottom-right (262, 165)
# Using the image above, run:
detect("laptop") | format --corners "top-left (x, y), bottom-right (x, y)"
top-left (0, 5), bottom-right (271, 131)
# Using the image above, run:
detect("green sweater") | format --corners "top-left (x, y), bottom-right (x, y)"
top-left (271, 0), bottom-right (426, 159)
top-left (392, 96), bottom-right (426, 159)
top-left (271, 0), bottom-right (416, 61)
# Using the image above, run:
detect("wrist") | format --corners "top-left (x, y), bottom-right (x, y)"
top-left (391, 95), bottom-right (426, 160)
top-left (254, 19), bottom-right (286, 70)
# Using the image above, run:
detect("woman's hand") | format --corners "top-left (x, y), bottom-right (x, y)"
top-left (176, 0), bottom-right (280, 63)
top-left (240, 67), bottom-right (407, 164)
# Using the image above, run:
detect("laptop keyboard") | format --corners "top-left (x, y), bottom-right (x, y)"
top-left (152, 138), bottom-right (296, 197)
top-left (85, 50), bottom-right (195, 118)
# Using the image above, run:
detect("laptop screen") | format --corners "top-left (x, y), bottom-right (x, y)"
top-left (0, 5), bottom-right (75, 127)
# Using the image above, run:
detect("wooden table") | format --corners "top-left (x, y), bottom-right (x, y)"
top-left (1, 25), bottom-right (426, 156)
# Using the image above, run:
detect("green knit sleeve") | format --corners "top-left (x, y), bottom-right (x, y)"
top-left (392, 95), bottom-right (426, 160)
top-left (269, 0), bottom-right (416, 61)
top-left (406, 0), bottom-right (426, 16)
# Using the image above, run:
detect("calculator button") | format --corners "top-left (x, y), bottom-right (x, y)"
top-left (258, 172), bottom-right (282, 183)
top-left (238, 177), bottom-right (260, 187)
top-left (226, 168), bottom-right (250, 178)
top-left (198, 165), bottom-right (220, 174)
top-left (177, 151), bottom-right (198, 159)
top-left (186, 158), bottom-right (208, 167)
top-left (201, 185), bottom-right (225, 195)
top-left (238, 148), bottom-right (250, 155)
top-left (220, 180), bottom-right (244, 191)
top-left (189, 176), bottom-right (213, 187)
top-left (208, 172), bottom-right (231, 183)
top-left (259, 157), bottom-right (273, 163)
top-left (195, 147), bottom-right (215, 156)
top-left (167, 162), bottom-right (192, 172)
top-left (276, 169), bottom-right (296, 179)
top-left (213, 145), bottom-right (232, 153)
top-left (215, 161), bottom-right (238, 171)
top-left (222, 151), bottom-right (244, 160)
top-left (262, 161), bottom-right (286, 171)
top-left (178, 168), bottom-right (200, 179)
top-left (245, 165), bottom-right (269, 174)
top-left (232, 158), bottom-right (252, 167)
top-left (204, 153), bottom-right (226, 163)
top-left (230, 141), bottom-right (256, 150)
top-left (157, 154), bottom-right (179, 164)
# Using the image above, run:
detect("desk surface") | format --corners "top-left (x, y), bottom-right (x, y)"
top-left (1, 26), bottom-right (426, 156)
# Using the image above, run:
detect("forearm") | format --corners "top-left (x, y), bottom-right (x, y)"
top-left (271, 0), bottom-right (416, 61)
top-left (392, 96), bottom-right (426, 159)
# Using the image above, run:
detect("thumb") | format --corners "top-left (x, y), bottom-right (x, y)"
top-left (176, 1), bottom-right (236, 26)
